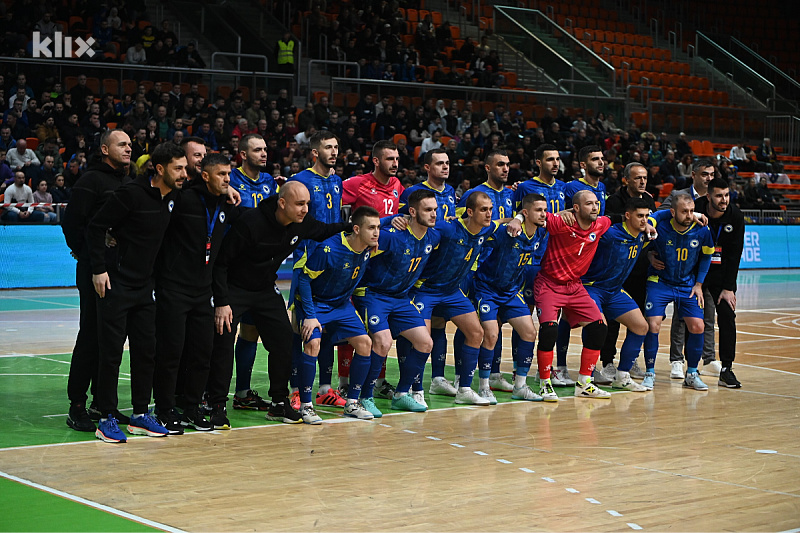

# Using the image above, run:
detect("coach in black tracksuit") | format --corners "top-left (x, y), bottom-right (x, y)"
top-left (61, 130), bottom-right (132, 431)
top-left (694, 178), bottom-right (745, 388)
top-left (599, 162), bottom-right (658, 370)
top-left (153, 154), bottom-right (243, 432)
top-left (88, 144), bottom-right (183, 422)
top-left (208, 181), bottom-right (350, 422)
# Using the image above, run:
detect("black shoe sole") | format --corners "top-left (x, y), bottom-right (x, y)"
top-left (718, 381), bottom-right (742, 388)
top-left (66, 418), bottom-right (96, 432)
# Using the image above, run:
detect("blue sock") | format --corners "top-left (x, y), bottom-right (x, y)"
top-left (514, 339), bottom-right (534, 370)
top-left (289, 334), bottom-right (303, 390)
top-left (459, 345), bottom-right (480, 388)
top-left (318, 342), bottom-right (335, 387)
top-left (555, 319), bottom-right (571, 367)
top-left (685, 331), bottom-right (703, 369)
top-left (299, 352), bottom-right (317, 404)
top-left (362, 351), bottom-right (385, 398)
top-left (644, 331), bottom-right (659, 371)
top-left (618, 332), bottom-right (646, 372)
top-left (478, 346), bottom-right (494, 379)
top-left (397, 348), bottom-right (429, 393)
top-left (347, 352), bottom-right (371, 400)
top-left (234, 337), bottom-right (258, 392)
top-left (431, 327), bottom-right (447, 378)
top-left (491, 337), bottom-right (503, 374)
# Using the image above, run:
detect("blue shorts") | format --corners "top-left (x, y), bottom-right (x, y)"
top-left (644, 280), bottom-right (703, 320)
top-left (410, 288), bottom-right (477, 321)
top-left (585, 285), bottom-right (640, 321)
top-left (352, 290), bottom-right (426, 337)
top-left (297, 301), bottom-right (367, 344)
top-left (521, 264), bottom-right (541, 307)
top-left (473, 280), bottom-right (530, 323)
top-left (459, 271), bottom-right (475, 299)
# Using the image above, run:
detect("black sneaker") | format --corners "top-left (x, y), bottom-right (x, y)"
top-left (337, 386), bottom-right (349, 401)
top-left (718, 368), bottom-right (742, 389)
top-left (155, 408), bottom-right (184, 435)
top-left (265, 400), bottom-right (302, 424)
top-left (232, 389), bottom-right (271, 410)
top-left (88, 402), bottom-right (130, 425)
top-left (209, 404), bottom-right (231, 430)
top-left (181, 407), bottom-right (213, 431)
top-left (373, 381), bottom-right (396, 400)
top-left (66, 404), bottom-right (96, 432)
top-left (200, 392), bottom-right (213, 415)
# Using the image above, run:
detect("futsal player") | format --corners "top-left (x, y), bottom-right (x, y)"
top-left (291, 206), bottom-right (380, 423)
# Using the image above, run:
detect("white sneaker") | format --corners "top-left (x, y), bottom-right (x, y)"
top-left (630, 361), bottom-right (645, 379)
top-left (701, 360), bottom-right (722, 377)
top-left (593, 363), bottom-right (615, 385)
top-left (612, 370), bottom-right (648, 392)
top-left (670, 360), bottom-right (685, 379)
top-left (478, 388), bottom-right (498, 405)
top-left (429, 376), bottom-right (458, 396)
top-left (343, 400), bottom-right (375, 420)
top-left (642, 371), bottom-right (655, 390)
top-left (300, 404), bottom-right (322, 425)
top-left (410, 390), bottom-right (428, 409)
top-left (488, 373), bottom-right (514, 392)
top-left (511, 384), bottom-right (543, 401)
top-left (683, 371), bottom-right (709, 391)
top-left (575, 378), bottom-right (611, 399)
top-left (537, 379), bottom-right (560, 402)
top-left (554, 366), bottom-right (575, 386)
top-left (454, 387), bottom-right (491, 405)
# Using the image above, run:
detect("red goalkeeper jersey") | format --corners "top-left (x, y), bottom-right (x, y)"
top-left (540, 212), bottom-right (612, 283)
top-left (342, 173), bottom-right (405, 217)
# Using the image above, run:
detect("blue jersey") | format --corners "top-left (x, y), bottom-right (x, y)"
top-left (399, 181), bottom-right (457, 222)
top-left (514, 177), bottom-right (567, 214)
top-left (292, 232), bottom-right (370, 318)
top-left (288, 168), bottom-right (343, 224)
top-left (475, 222), bottom-right (547, 295)
top-left (647, 210), bottom-right (714, 287)
top-left (583, 221), bottom-right (648, 292)
top-left (229, 167), bottom-right (277, 208)
top-left (457, 182), bottom-right (515, 220)
top-left (564, 178), bottom-right (607, 215)
top-left (416, 218), bottom-right (500, 294)
top-left (358, 218), bottom-right (440, 297)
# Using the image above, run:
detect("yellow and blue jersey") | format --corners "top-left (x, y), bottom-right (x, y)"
top-left (287, 168), bottom-right (343, 224)
top-left (229, 167), bottom-right (277, 208)
top-left (292, 232), bottom-right (370, 319)
top-left (457, 182), bottom-right (515, 220)
top-left (399, 181), bottom-right (456, 221)
top-left (647, 210), bottom-right (714, 287)
top-left (474, 222), bottom-right (547, 296)
top-left (416, 218), bottom-right (500, 294)
top-left (564, 178), bottom-right (607, 215)
top-left (513, 177), bottom-right (566, 214)
top-left (582, 222), bottom-right (648, 292)
top-left (359, 218), bottom-right (440, 298)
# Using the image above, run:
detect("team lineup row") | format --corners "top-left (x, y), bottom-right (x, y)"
top-left (59, 129), bottom-right (744, 442)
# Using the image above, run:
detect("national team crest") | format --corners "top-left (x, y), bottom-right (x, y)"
top-left (559, 192), bottom-right (565, 200)
top-left (724, 224), bottom-right (733, 233)
top-left (424, 244), bottom-right (433, 254)
top-left (414, 301), bottom-right (425, 311)
top-left (690, 239), bottom-right (699, 248)
top-left (478, 237), bottom-right (484, 245)
top-left (645, 302), bottom-right (653, 310)
top-left (219, 212), bottom-right (225, 223)
top-left (588, 233), bottom-right (596, 241)
top-left (290, 236), bottom-right (299, 245)
top-left (369, 315), bottom-right (380, 326)
top-left (448, 195), bottom-right (454, 203)
top-left (534, 242), bottom-right (540, 250)
top-left (334, 185), bottom-right (340, 193)
top-left (168, 200), bottom-right (174, 212)
top-left (480, 304), bottom-right (490, 314)
top-left (393, 190), bottom-right (399, 197)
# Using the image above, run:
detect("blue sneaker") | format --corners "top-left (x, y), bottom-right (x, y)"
top-left (96, 415), bottom-right (127, 443)
top-left (361, 397), bottom-right (383, 418)
top-left (642, 372), bottom-right (656, 390)
top-left (683, 372), bottom-right (709, 391)
top-left (128, 410), bottom-right (169, 437)
top-left (391, 393), bottom-right (427, 412)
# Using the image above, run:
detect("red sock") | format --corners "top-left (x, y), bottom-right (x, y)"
top-left (338, 344), bottom-right (354, 378)
top-left (579, 347), bottom-right (601, 377)
top-left (378, 357), bottom-right (387, 379)
top-left (537, 350), bottom-right (553, 379)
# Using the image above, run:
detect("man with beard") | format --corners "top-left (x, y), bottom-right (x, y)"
top-left (61, 130), bottom-right (132, 432)
top-left (89, 143), bottom-right (187, 442)
top-left (180, 136), bottom-right (208, 185)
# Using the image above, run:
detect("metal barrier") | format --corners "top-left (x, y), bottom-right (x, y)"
top-left (741, 209), bottom-right (800, 225)
top-left (306, 61), bottom-right (361, 99)
top-left (765, 116), bottom-right (800, 157)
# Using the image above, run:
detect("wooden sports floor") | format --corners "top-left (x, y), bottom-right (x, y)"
top-left (1, 269), bottom-right (799, 532)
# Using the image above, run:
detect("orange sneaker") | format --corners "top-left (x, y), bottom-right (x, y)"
top-left (289, 390), bottom-right (301, 411)
top-left (315, 388), bottom-right (346, 407)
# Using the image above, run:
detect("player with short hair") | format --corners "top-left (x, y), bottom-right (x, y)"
top-left (352, 189), bottom-right (439, 415)
top-left (399, 148), bottom-right (456, 221)
top-left (291, 206), bottom-right (380, 423)
top-left (643, 193), bottom-right (714, 391)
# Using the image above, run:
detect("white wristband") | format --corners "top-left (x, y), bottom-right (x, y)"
top-left (514, 213), bottom-right (524, 223)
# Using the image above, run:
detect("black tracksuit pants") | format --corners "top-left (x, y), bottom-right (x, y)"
top-left (154, 286), bottom-right (215, 412)
top-left (67, 260), bottom-right (99, 405)
top-left (206, 285), bottom-right (293, 406)
top-left (95, 279), bottom-right (157, 415)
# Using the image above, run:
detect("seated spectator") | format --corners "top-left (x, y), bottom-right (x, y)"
top-left (658, 150), bottom-right (681, 187)
top-left (298, 102), bottom-right (316, 132)
top-left (195, 122), bottom-right (218, 151)
top-left (295, 125), bottom-right (316, 148)
top-left (648, 141), bottom-right (664, 166)
top-left (0, 126), bottom-right (16, 151)
top-left (175, 41), bottom-right (206, 68)
top-left (419, 129), bottom-right (443, 162)
top-left (7, 139), bottom-right (40, 176)
top-left (729, 140), bottom-right (752, 171)
top-left (757, 137), bottom-right (781, 172)
top-left (674, 132), bottom-right (692, 158)
top-left (1, 171), bottom-right (45, 223)
top-left (677, 153), bottom-right (693, 183)
top-left (50, 174), bottom-right (70, 204)
top-left (125, 41), bottom-right (147, 65)
top-left (36, 115), bottom-right (60, 144)
top-left (167, 118), bottom-right (189, 140)
top-left (455, 177), bottom-right (471, 199)
top-left (32, 178), bottom-right (57, 223)
top-left (131, 128), bottom-right (152, 162)
top-left (64, 157), bottom-right (83, 187)
top-left (33, 154), bottom-right (61, 187)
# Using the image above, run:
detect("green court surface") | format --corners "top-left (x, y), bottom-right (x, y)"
top-left (0, 293), bottom-right (81, 312)
top-left (0, 476), bottom-right (162, 532)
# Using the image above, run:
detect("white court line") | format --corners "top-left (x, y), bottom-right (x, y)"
top-left (0, 470), bottom-right (183, 533)
top-left (777, 528), bottom-right (800, 533)
top-left (743, 352), bottom-right (800, 360)
top-left (632, 465), bottom-right (800, 499)
top-left (736, 330), bottom-right (800, 340)
top-left (0, 297), bottom-right (80, 309)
